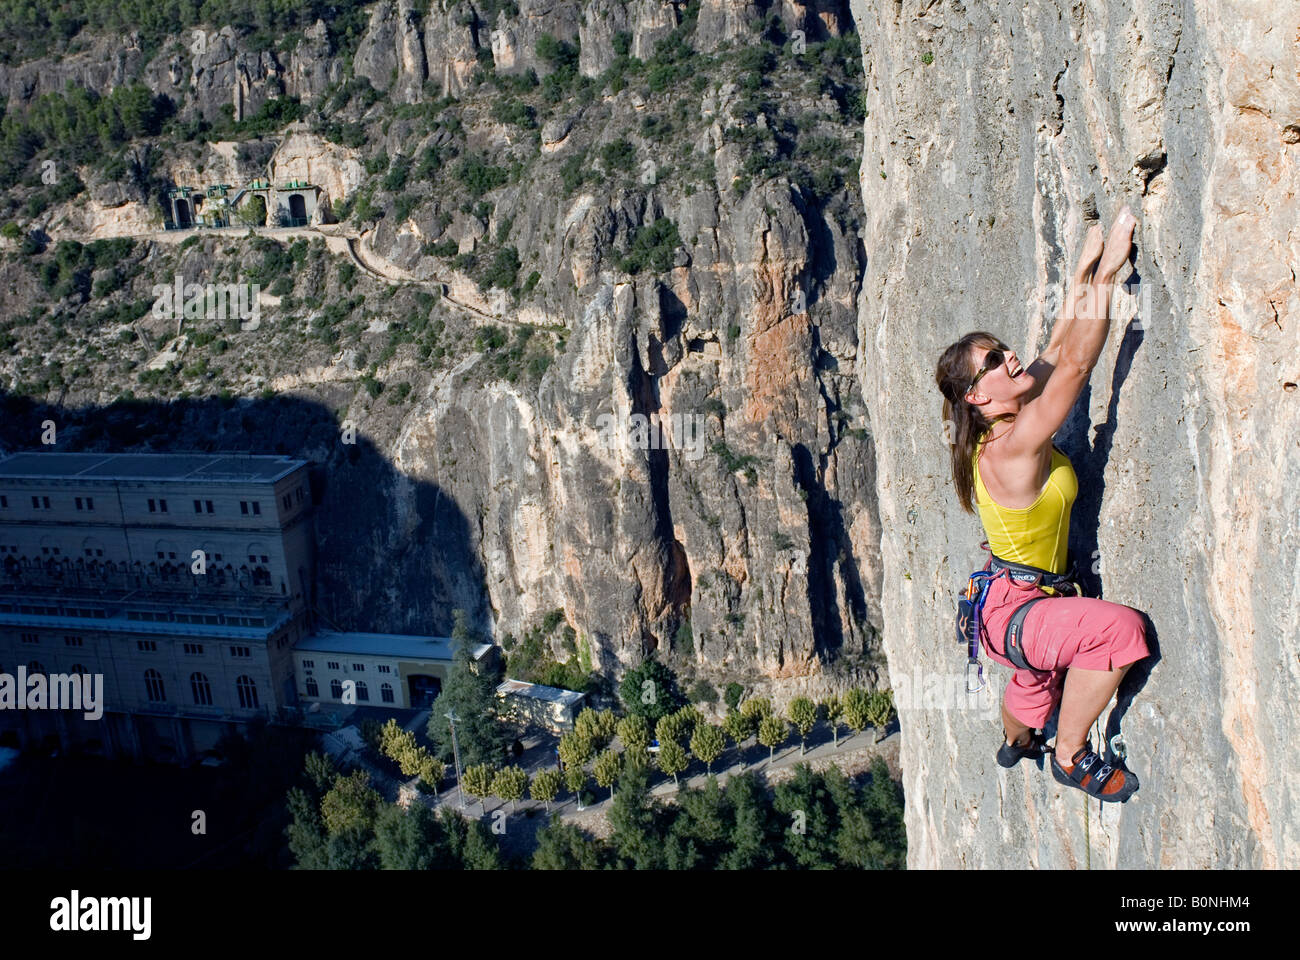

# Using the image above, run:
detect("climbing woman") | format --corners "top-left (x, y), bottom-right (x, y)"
top-left (933, 206), bottom-right (1148, 802)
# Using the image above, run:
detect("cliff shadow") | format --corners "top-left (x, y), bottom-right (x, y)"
top-left (0, 390), bottom-right (489, 638)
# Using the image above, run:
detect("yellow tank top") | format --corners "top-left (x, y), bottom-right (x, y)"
top-left (972, 429), bottom-right (1078, 575)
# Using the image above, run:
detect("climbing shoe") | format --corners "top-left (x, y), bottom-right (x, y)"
top-left (1051, 742), bottom-right (1139, 802)
top-left (996, 730), bottom-right (1047, 768)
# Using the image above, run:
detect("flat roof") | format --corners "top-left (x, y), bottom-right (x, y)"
top-left (496, 678), bottom-right (585, 706)
top-left (0, 453), bottom-right (308, 484)
top-left (294, 630), bottom-right (491, 662)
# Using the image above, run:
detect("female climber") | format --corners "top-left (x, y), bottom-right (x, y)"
top-left (933, 206), bottom-right (1148, 802)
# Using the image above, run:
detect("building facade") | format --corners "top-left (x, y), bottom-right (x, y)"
top-left (0, 452), bottom-right (495, 763)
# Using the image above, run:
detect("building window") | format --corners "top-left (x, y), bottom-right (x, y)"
top-left (235, 676), bottom-right (259, 709)
top-left (75, 497), bottom-right (94, 511)
top-left (20, 633), bottom-right (38, 644)
top-left (302, 659), bottom-right (314, 669)
top-left (351, 663), bottom-right (365, 672)
top-left (32, 496), bottom-right (50, 509)
top-left (240, 500), bottom-right (262, 516)
top-left (380, 682), bottom-right (394, 703)
top-left (329, 678), bottom-right (343, 699)
top-left (183, 643), bottom-right (204, 656)
top-left (377, 664), bottom-right (391, 674)
top-left (144, 669), bottom-right (165, 702)
top-left (305, 677), bottom-right (319, 697)
top-left (326, 661), bottom-right (339, 671)
top-left (148, 499), bottom-right (156, 512)
top-left (191, 672), bottom-right (213, 706)
top-left (193, 500), bottom-right (203, 513)
top-left (29, 661), bottom-right (45, 674)
top-left (137, 640), bottom-right (157, 652)
top-left (68, 663), bottom-right (88, 675)
top-left (64, 636), bottom-right (83, 647)
top-left (231, 646), bottom-right (251, 658)
top-left (355, 681), bottom-right (369, 702)
top-left (0, 495), bottom-right (6, 508)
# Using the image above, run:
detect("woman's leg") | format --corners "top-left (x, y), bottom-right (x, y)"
top-left (1002, 696), bottom-right (1033, 747)
top-left (1055, 662), bottom-right (1133, 762)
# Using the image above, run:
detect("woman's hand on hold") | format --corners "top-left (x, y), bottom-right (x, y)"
top-left (1096, 206), bottom-right (1136, 280)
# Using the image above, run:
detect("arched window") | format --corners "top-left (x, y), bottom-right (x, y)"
top-left (380, 682), bottom-right (394, 704)
top-left (144, 669), bottom-right (166, 702)
top-left (235, 676), bottom-right (258, 709)
top-left (305, 676), bottom-right (318, 698)
top-left (329, 678), bottom-right (343, 699)
top-left (355, 681), bottom-right (369, 702)
top-left (191, 672), bottom-right (212, 706)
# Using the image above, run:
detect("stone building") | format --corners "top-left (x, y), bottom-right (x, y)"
top-left (0, 452), bottom-right (470, 762)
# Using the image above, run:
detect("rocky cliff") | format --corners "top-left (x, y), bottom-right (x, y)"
top-left (850, 0), bottom-right (1298, 867)
top-left (0, 1), bottom-right (882, 711)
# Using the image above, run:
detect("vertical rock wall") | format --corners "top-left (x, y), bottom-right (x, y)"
top-left (849, 0), bottom-right (1298, 867)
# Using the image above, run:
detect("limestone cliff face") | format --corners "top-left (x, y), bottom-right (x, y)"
top-left (0, 2), bottom-right (882, 710)
top-left (850, 0), bottom-right (1298, 867)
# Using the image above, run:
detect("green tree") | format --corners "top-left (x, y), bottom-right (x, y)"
top-left (593, 748), bottom-right (621, 801)
top-left (822, 695), bottom-right (844, 748)
top-left (558, 730), bottom-right (594, 771)
top-left (574, 707), bottom-right (618, 747)
top-left (426, 609), bottom-right (506, 768)
top-left (718, 771), bottom-right (776, 869)
top-left (657, 738), bottom-right (689, 786)
top-left (491, 765), bottom-right (529, 812)
top-left (285, 786), bottom-right (329, 869)
top-left (740, 696), bottom-right (772, 722)
top-left (533, 816), bottom-right (607, 869)
top-left (564, 762), bottom-right (588, 802)
top-left (303, 751), bottom-right (337, 791)
top-left (724, 682), bottom-right (745, 712)
top-left (373, 802), bottom-right (453, 869)
top-left (842, 687), bottom-right (871, 739)
top-left (690, 722), bottom-right (726, 774)
top-left (320, 770), bottom-right (381, 835)
top-left (608, 763), bottom-right (663, 868)
top-left (757, 714), bottom-right (789, 763)
top-left (866, 690), bottom-right (896, 742)
top-left (529, 768), bottom-right (562, 812)
top-left (723, 709), bottom-right (755, 764)
top-left (788, 697), bottom-right (818, 755)
top-left (461, 763), bottom-right (496, 815)
top-left (655, 710), bottom-right (690, 746)
top-left (616, 713), bottom-right (650, 750)
top-left (618, 656), bottom-right (685, 724)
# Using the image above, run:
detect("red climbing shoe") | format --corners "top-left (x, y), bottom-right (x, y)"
top-left (1051, 742), bottom-right (1139, 802)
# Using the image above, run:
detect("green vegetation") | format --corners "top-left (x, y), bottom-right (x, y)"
top-left (618, 657), bottom-right (686, 725)
top-left (0, 0), bottom-right (374, 64)
top-left (617, 218), bottom-right (681, 275)
top-left (424, 610), bottom-right (508, 768)
top-left (0, 83), bottom-right (168, 187)
top-left (534, 758), bottom-right (904, 869)
top-left (285, 752), bottom-right (503, 869)
top-left (502, 608), bottom-right (593, 692)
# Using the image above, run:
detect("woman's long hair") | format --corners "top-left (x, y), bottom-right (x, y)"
top-left (935, 331), bottom-right (1017, 514)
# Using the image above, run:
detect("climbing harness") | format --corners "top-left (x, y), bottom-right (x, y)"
top-left (956, 541), bottom-right (1085, 688)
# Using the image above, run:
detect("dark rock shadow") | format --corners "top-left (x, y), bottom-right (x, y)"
top-left (0, 390), bottom-right (489, 638)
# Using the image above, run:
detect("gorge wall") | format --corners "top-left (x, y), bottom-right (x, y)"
top-left (850, 0), bottom-right (1298, 867)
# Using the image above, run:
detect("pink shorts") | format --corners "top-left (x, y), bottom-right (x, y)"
top-left (978, 572), bottom-right (1150, 728)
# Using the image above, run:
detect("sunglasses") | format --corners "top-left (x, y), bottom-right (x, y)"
top-left (968, 346), bottom-right (1009, 393)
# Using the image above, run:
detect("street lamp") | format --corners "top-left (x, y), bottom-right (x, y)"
top-left (446, 709), bottom-right (465, 810)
